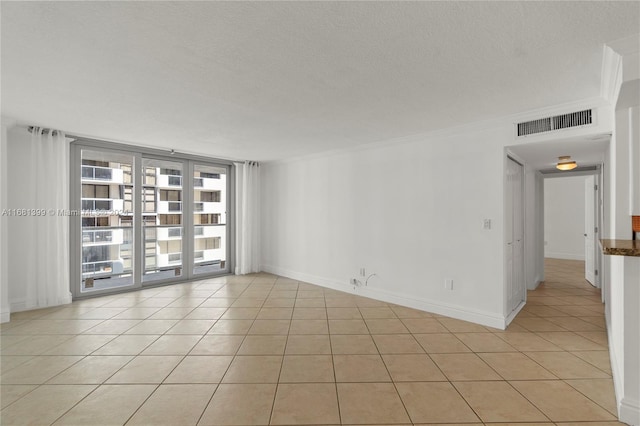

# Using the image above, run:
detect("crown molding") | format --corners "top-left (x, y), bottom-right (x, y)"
top-left (602, 45), bottom-right (624, 107)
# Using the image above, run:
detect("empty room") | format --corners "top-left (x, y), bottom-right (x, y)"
top-left (1, 1), bottom-right (639, 425)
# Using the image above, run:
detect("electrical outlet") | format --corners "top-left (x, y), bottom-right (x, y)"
top-left (483, 219), bottom-right (491, 230)
top-left (445, 279), bottom-right (453, 290)
top-left (360, 268), bottom-right (366, 277)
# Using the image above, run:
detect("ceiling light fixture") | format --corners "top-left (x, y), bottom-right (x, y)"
top-left (556, 155), bottom-right (577, 171)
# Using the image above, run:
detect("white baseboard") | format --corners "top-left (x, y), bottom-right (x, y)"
top-left (60, 292), bottom-right (73, 305)
top-left (606, 312), bottom-right (624, 416)
top-left (544, 252), bottom-right (585, 261)
top-left (9, 292), bottom-right (72, 313)
top-left (527, 275), bottom-right (543, 291)
top-left (606, 307), bottom-right (640, 425)
top-left (262, 264), bottom-right (507, 330)
top-left (620, 397), bottom-right (640, 426)
top-left (505, 300), bottom-right (526, 327)
top-left (0, 309), bottom-right (10, 323)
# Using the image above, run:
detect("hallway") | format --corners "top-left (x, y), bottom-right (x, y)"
top-left (509, 257), bottom-right (618, 422)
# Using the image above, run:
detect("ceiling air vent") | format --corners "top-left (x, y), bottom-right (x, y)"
top-left (517, 109), bottom-right (593, 137)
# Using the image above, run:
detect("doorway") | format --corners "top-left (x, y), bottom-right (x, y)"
top-left (543, 170), bottom-right (601, 288)
top-left (506, 157), bottom-right (526, 317)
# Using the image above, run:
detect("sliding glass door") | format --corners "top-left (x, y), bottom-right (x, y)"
top-left (142, 158), bottom-right (185, 283)
top-left (79, 149), bottom-right (135, 292)
top-left (193, 164), bottom-right (228, 275)
top-left (71, 142), bottom-right (232, 297)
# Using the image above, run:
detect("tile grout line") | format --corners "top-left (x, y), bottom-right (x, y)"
top-left (262, 276), bottom-right (289, 426)
top-left (326, 290), bottom-right (342, 426)
top-left (1, 263), bottom-right (618, 425)
top-left (561, 377), bottom-right (619, 417)
top-left (120, 383), bottom-right (162, 426)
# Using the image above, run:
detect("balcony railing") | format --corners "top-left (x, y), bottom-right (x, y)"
top-left (82, 199), bottom-right (112, 211)
top-left (168, 227), bottom-right (182, 238)
top-left (82, 165), bottom-right (112, 181)
top-left (168, 253), bottom-right (181, 263)
top-left (168, 176), bottom-right (182, 186)
top-left (194, 178), bottom-right (203, 187)
top-left (83, 230), bottom-right (109, 244)
top-left (82, 260), bottom-right (125, 276)
top-left (82, 228), bottom-right (126, 245)
top-left (194, 202), bottom-right (204, 212)
top-left (201, 173), bottom-right (221, 179)
top-left (168, 201), bottom-right (182, 212)
top-left (146, 225), bottom-right (186, 242)
top-left (83, 229), bottom-right (112, 243)
top-left (81, 165), bottom-right (124, 184)
top-left (144, 227), bottom-right (157, 241)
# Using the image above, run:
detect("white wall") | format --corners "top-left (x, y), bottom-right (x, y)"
top-left (606, 101), bottom-right (640, 425)
top-left (611, 110), bottom-right (633, 239)
top-left (261, 99), bottom-right (616, 330)
top-left (0, 118), bottom-right (15, 322)
top-left (628, 106), bottom-right (640, 215)
top-left (607, 254), bottom-right (640, 426)
top-left (523, 166), bottom-right (544, 290)
top-left (621, 256), bottom-right (640, 425)
top-left (603, 37), bottom-right (640, 422)
top-left (262, 124), bottom-right (512, 329)
top-left (5, 126), bottom-right (36, 311)
top-left (543, 175), bottom-right (588, 260)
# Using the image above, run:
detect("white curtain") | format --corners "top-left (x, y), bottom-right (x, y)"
top-left (24, 127), bottom-right (71, 308)
top-left (235, 161), bottom-right (261, 275)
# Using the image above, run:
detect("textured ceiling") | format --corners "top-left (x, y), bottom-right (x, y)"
top-left (1, 1), bottom-right (639, 161)
top-left (509, 134), bottom-right (610, 171)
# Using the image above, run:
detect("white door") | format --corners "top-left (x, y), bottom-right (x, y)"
top-left (505, 161), bottom-right (514, 311)
top-left (507, 158), bottom-right (525, 314)
top-left (584, 175), bottom-right (596, 286)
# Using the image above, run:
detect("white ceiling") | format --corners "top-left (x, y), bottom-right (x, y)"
top-left (1, 2), bottom-right (639, 162)
top-left (508, 134), bottom-right (611, 171)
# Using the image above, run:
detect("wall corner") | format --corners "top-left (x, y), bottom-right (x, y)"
top-left (601, 45), bottom-right (623, 106)
top-left (0, 117), bottom-right (17, 323)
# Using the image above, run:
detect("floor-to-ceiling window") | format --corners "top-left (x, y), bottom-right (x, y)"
top-left (193, 164), bottom-right (228, 276)
top-left (70, 141), bottom-right (233, 297)
top-left (79, 150), bottom-right (135, 292)
top-left (142, 158), bottom-right (185, 283)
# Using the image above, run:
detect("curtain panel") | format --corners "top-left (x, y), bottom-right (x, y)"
top-left (235, 161), bottom-right (260, 275)
top-left (24, 127), bottom-right (72, 308)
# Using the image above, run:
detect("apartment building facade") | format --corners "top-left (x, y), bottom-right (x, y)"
top-left (80, 150), bottom-right (227, 292)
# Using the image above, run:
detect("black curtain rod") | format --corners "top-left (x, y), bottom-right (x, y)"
top-left (27, 126), bottom-right (62, 136)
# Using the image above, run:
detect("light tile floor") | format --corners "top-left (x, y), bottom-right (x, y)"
top-left (0, 259), bottom-right (623, 425)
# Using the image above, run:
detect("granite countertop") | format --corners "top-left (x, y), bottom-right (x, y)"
top-left (600, 239), bottom-right (640, 257)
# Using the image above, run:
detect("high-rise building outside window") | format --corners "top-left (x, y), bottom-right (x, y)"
top-left (72, 144), bottom-right (231, 296)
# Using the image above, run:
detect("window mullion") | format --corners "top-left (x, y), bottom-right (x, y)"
top-left (183, 160), bottom-right (194, 280)
top-left (133, 152), bottom-right (143, 287)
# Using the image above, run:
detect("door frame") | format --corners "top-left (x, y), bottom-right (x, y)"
top-left (504, 154), bottom-right (527, 323)
top-left (584, 174), bottom-right (597, 286)
top-left (540, 166), bottom-right (603, 289)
